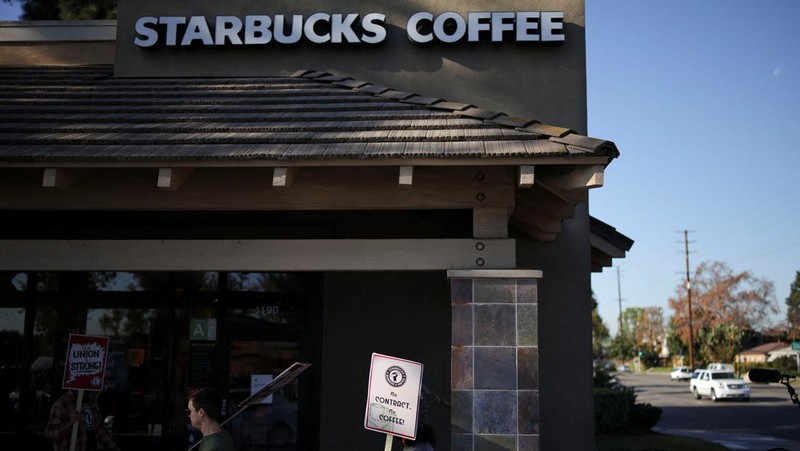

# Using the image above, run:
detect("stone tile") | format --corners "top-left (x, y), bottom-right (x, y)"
top-left (475, 434), bottom-right (517, 451)
top-left (518, 391), bottom-right (540, 434)
top-left (474, 347), bottom-right (516, 390)
top-left (519, 435), bottom-right (540, 451)
top-left (452, 304), bottom-right (473, 345)
top-left (517, 347), bottom-right (539, 390)
top-left (474, 304), bottom-right (516, 346)
top-left (474, 279), bottom-right (515, 304)
top-left (517, 304), bottom-right (538, 346)
top-left (474, 391), bottom-right (517, 434)
top-left (451, 346), bottom-right (474, 390)
top-left (451, 278), bottom-right (473, 304)
top-left (451, 390), bottom-right (473, 434)
top-left (451, 433), bottom-right (474, 451)
top-left (516, 279), bottom-right (538, 304)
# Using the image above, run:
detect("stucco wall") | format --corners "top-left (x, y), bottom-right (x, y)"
top-left (515, 203), bottom-right (595, 450)
top-left (114, 0), bottom-right (587, 132)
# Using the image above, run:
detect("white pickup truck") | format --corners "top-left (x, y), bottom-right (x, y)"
top-left (690, 369), bottom-right (750, 401)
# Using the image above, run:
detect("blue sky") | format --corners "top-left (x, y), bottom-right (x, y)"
top-left (1, 1), bottom-right (798, 337)
top-left (587, 0), bottom-right (800, 335)
top-left (0, 2), bottom-right (20, 20)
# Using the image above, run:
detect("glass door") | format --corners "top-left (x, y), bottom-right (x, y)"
top-left (227, 340), bottom-right (302, 451)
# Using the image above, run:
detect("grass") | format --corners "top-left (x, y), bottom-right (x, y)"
top-left (597, 433), bottom-right (729, 451)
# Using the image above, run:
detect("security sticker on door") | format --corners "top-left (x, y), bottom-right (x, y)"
top-left (364, 353), bottom-right (424, 440)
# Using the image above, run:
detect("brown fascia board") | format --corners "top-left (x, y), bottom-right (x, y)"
top-left (589, 216), bottom-right (634, 251)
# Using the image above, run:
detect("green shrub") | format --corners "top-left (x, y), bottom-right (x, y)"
top-left (594, 386), bottom-right (662, 434)
top-left (594, 387), bottom-right (633, 434)
top-left (627, 402), bottom-right (662, 431)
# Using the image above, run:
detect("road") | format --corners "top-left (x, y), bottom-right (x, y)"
top-left (618, 372), bottom-right (800, 450)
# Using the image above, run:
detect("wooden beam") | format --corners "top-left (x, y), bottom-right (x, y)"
top-left (42, 168), bottom-right (87, 190)
top-left (515, 186), bottom-right (576, 219)
top-left (0, 239), bottom-right (516, 271)
top-left (399, 166), bottom-right (413, 187)
top-left (157, 168), bottom-right (194, 191)
top-left (0, 166), bottom-right (515, 211)
top-left (540, 165), bottom-right (604, 190)
top-left (510, 218), bottom-right (556, 242)
top-left (535, 179), bottom-right (588, 204)
top-left (272, 167), bottom-right (298, 188)
top-left (473, 207), bottom-right (509, 238)
top-left (512, 203), bottom-right (562, 234)
top-left (518, 165), bottom-right (535, 188)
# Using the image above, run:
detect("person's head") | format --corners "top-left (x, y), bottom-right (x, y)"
top-left (187, 388), bottom-right (222, 429)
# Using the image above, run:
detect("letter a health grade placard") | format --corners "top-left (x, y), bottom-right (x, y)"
top-left (364, 353), bottom-right (424, 440)
top-left (62, 334), bottom-right (110, 391)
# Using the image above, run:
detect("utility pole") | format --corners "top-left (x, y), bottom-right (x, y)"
top-left (617, 266), bottom-right (624, 336)
top-left (683, 230), bottom-right (695, 369)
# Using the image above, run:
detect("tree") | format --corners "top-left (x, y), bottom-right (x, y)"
top-left (668, 260), bottom-right (778, 364)
top-left (632, 306), bottom-right (665, 358)
top-left (786, 271), bottom-right (800, 340)
top-left (611, 306), bottom-right (664, 366)
top-left (591, 291), bottom-right (610, 359)
top-left (2, 0), bottom-right (116, 20)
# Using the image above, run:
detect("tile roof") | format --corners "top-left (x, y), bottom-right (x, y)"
top-left (0, 65), bottom-right (619, 166)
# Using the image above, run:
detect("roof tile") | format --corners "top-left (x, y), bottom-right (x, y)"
top-left (458, 108), bottom-right (503, 120)
top-left (520, 123), bottom-right (574, 138)
top-left (0, 66), bottom-right (619, 165)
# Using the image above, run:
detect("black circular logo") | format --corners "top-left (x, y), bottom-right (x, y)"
top-left (385, 366), bottom-right (407, 387)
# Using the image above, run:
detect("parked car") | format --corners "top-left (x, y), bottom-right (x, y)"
top-left (690, 369), bottom-right (750, 401)
top-left (669, 366), bottom-right (693, 381)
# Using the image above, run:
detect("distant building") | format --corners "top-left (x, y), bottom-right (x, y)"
top-left (737, 342), bottom-right (789, 364)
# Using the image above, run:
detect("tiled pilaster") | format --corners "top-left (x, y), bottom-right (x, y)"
top-left (448, 270), bottom-right (542, 451)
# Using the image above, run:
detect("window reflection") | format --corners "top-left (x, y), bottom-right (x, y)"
top-left (87, 308), bottom-right (167, 437)
top-left (228, 273), bottom-right (309, 293)
top-left (0, 308), bottom-right (24, 432)
top-left (1, 272), bottom-right (27, 292)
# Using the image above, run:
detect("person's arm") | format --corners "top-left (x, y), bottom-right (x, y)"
top-left (45, 399), bottom-right (77, 443)
top-left (96, 423), bottom-right (120, 451)
top-left (92, 403), bottom-right (120, 451)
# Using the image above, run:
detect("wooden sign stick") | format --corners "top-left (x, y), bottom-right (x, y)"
top-left (69, 390), bottom-right (84, 451)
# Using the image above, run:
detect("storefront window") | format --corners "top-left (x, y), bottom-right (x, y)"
top-left (1, 272), bottom-right (27, 292)
top-left (228, 273), bottom-right (310, 294)
top-left (1, 270), bottom-right (317, 448)
top-left (227, 341), bottom-right (302, 450)
top-left (0, 308), bottom-right (24, 432)
top-left (86, 308), bottom-right (168, 438)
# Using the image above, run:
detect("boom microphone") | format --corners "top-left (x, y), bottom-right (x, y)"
top-left (748, 368), bottom-right (783, 383)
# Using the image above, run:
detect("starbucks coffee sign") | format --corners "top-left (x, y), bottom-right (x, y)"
top-left (133, 11), bottom-right (565, 47)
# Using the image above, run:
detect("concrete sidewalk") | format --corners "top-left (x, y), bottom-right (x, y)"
top-left (655, 426), bottom-right (800, 451)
